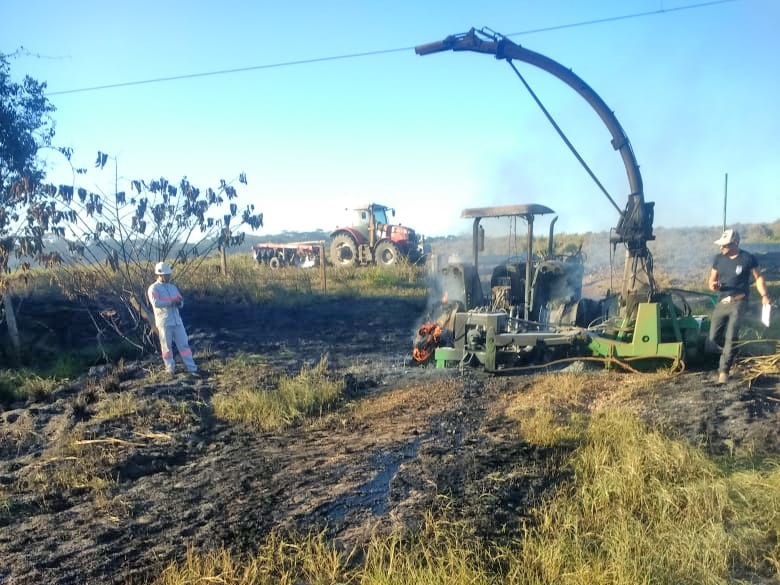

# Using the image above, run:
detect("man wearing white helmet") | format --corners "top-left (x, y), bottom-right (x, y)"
top-left (147, 261), bottom-right (198, 376)
top-left (707, 228), bottom-right (771, 384)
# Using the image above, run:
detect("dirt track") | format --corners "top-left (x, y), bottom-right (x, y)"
top-left (1, 297), bottom-right (779, 585)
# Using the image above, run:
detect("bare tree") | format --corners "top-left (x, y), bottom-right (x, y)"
top-left (35, 149), bottom-right (263, 352)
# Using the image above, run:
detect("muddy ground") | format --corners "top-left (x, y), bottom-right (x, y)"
top-left (0, 295), bottom-right (779, 585)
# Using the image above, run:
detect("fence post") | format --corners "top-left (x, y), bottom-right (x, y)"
top-left (319, 241), bottom-right (327, 291)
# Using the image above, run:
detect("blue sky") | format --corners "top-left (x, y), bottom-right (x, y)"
top-left (1, 0), bottom-right (778, 239)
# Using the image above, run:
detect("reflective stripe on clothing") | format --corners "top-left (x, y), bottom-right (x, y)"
top-left (157, 323), bottom-right (197, 374)
top-left (147, 281), bottom-right (184, 328)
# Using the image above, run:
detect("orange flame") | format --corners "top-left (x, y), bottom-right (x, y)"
top-left (412, 321), bottom-right (443, 363)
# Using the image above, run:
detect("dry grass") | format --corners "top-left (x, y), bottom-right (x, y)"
top-left (737, 349), bottom-right (780, 387)
top-left (18, 431), bottom-right (118, 494)
top-left (151, 512), bottom-right (491, 585)
top-left (352, 379), bottom-right (459, 422)
top-left (154, 530), bottom-right (354, 585)
top-left (212, 355), bottom-right (344, 431)
top-left (507, 410), bottom-right (780, 585)
top-left (151, 377), bottom-right (780, 585)
top-left (178, 254), bottom-right (428, 303)
top-left (0, 409), bottom-right (37, 454)
top-left (94, 392), bottom-right (141, 421)
top-left (0, 369), bottom-right (60, 404)
top-left (504, 371), bottom-right (665, 445)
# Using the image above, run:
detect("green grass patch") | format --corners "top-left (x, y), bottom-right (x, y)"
top-left (212, 355), bottom-right (344, 431)
top-left (0, 369), bottom-right (59, 405)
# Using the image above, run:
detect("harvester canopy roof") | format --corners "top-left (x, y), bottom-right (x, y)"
top-left (460, 204), bottom-right (555, 219)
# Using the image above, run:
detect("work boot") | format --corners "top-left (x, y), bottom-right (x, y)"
top-left (717, 372), bottom-right (729, 385)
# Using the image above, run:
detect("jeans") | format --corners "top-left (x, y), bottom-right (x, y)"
top-left (709, 298), bottom-right (746, 374)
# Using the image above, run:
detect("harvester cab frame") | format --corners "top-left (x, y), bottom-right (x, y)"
top-left (421, 203), bottom-right (592, 371)
top-left (461, 203), bottom-right (579, 323)
top-left (413, 28), bottom-right (712, 372)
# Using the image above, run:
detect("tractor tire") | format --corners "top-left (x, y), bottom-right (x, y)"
top-left (268, 257), bottom-right (282, 269)
top-left (330, 234), bottom-right (358, 267)
top-left (375, 240), bottom-right (400, 267)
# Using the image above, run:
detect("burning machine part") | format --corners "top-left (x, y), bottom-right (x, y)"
top-left (413, 205), bottom-right (599, 370)
top-left (412, 28), bottom-right (713, 372)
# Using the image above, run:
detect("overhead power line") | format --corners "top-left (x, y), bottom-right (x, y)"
top-left (46, 0), bottom-right (738, 97)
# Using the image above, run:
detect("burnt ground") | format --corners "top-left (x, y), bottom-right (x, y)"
top-left (0, 296), bottom-right (779, 585)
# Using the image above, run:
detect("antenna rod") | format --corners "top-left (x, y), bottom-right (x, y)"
top-left (722, 172), bottom-right (728, 230)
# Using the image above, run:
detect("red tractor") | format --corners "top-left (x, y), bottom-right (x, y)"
top-left (329, 203), bottom-right (426, 267)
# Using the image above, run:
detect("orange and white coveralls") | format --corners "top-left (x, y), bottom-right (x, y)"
top-left (147, 281), bottom-right (197, 374)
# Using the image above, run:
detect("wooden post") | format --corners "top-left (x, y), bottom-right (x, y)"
top-left (319, 241), bottom-right (327, 291)
top-left (220, 227), bottom-right (229, 276)
top-left (2, 286), bottom-right (20, 364)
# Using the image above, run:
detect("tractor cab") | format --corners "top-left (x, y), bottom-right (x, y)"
top-left (330, 203), bottom-right (423, 267)
top-left (346, 204), bottom-right (394, 246)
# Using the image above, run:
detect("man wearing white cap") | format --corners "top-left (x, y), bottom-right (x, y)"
top-left (707, 228), bottom-right (770, 384)
top-left (147, 261), bottom-right (198, 377)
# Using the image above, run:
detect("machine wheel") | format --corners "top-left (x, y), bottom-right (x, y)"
top-left (330, 234), bottom-right (358, 267)
top-left (375, 240), bottom-right (400, 267)
top-left (268, 257), bottom-right (282, 269)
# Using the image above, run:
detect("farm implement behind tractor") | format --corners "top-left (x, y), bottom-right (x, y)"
top-left (412, 28), bottom-right (716, 373)
top-left (252, 241), bottom-right (323, 269)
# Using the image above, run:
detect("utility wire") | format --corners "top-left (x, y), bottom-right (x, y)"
top-left (502, 0), bottom-right (738, 37)
top-left (46, 0), bottom-right (738, 96)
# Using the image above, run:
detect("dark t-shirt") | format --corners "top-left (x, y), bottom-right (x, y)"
top-left (711, 249), bottom-right (759, 299)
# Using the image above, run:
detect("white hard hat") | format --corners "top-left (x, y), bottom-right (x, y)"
top-left (714, 229), bottom-right (740, 246)
top-left (154, 261), bottom-right (173, 275)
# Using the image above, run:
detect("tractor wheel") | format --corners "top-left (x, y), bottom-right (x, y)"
top-left (375, 240), bottom-right (400, 267)
top-left (268, 257), bottom-right (282, 269)
top-left (330, 234), bottom-right (358, 267)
